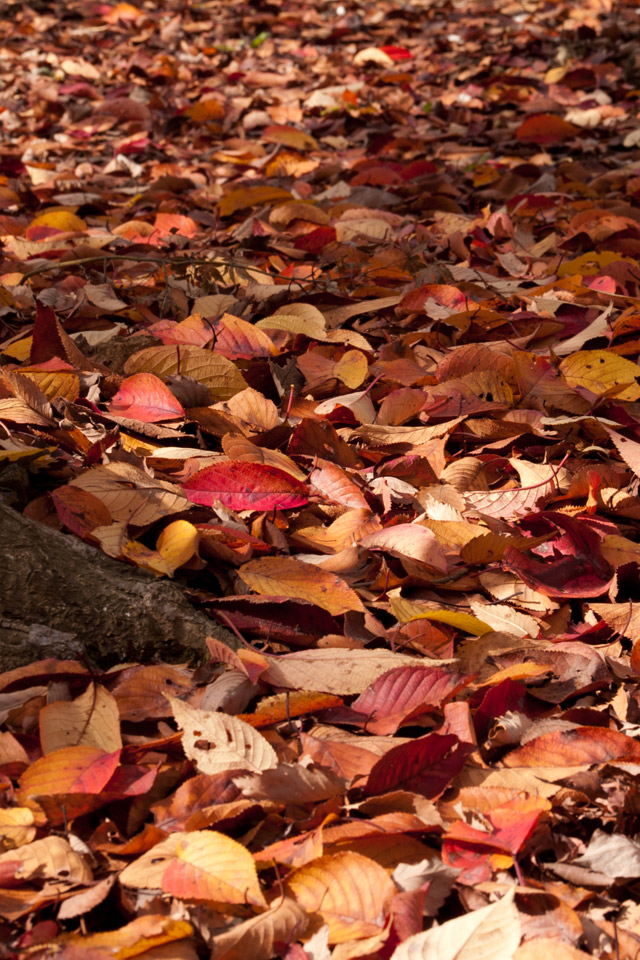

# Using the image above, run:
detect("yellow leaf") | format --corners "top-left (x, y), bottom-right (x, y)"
top-left (219, 186), bottom-right (293, 217)
top-left (334, 350), bottom-right (369, 388)
top-left (122, 539), bottom-right (172, 576)
top-left (480, 662), bottom-right (551, 685)
top-left (54, 916), bottom-right (193, 959)
top-left (0, 441), bottom-right (55, 464)
top-left (0, 808), bottom-right (36, 849)
top-left (29, 209), bottom-right (87, 232)
top-left (19, 370), bottom-right (79, 402)
top-left (185, 98), bottom-right (225, 122)
top-left (557, 251), bottom-right (627, 277)
top-left (262, 125), bottom-right (319, 152)
top-left (156, 520), bottom-right (200, 573)
top-left (256, 303), bottom-right (327, 340)
top-left (1, 336), bottom-right (32, 360)
top-left (560, 350), bottom-right (640, 402)
top-left (241, 556), bottom-right (365, 616)
top-left (390, 597), bottom-right (492, 635)
top-left (600, 533), bottom-right (640, 569)
top-left (124, 344), bottom-right (247, 400)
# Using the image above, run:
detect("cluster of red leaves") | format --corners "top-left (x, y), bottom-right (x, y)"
top-left (4, 0), bottom-right (640, 957)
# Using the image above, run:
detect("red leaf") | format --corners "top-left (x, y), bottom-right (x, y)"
top-left (503, 512), bottom-right (612, 597)
top-left (363, 733), bottom-right (472, 799)
top-left (379, 46), bottom-right (413, 60)
top-left (294, 226), bottom-right (337, 253)
top-left (182, 461), bottom-right (309, 511)
top-left (441, 838), bottom-right (496, 885)
top-left (401, 160), bottom-right (438, 179)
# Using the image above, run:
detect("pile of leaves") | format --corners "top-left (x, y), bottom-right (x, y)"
top-left (3, 0), bottom-right (640, 956)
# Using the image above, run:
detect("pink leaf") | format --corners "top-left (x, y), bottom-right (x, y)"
top-left (108, 373), bottom-right (185, 422)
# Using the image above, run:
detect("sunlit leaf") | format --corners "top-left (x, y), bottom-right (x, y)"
top-left (240, 556), bottom-right (365, 615)
top-left (182, 461), bottom-right (309, 511)
top-left (287, 851), bottom-right (394, 943)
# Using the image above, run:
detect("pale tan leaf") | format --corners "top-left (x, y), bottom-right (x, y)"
top-left (69, 462), bottom-right (189, 524)
top-left (261, 649), bottom-right (426, 696)
top-left (514, 938), bottom-right (592, 960)
top-left (293, 509), bottom-right (381, 554)
top-left (168, 695), bottom-right (277, 774)
top-left (57, 875), bottom-right (116, 920)
top-left (359, 524), bottom-right (448, 574)
top-left (353, 47), bottom-right (395, 66)
top-left (39, 684), bottom-right (122, 755)
top-left (390, 888), bottom-right (520, 960)
top-left (233, 763), bottom-right (345, 803)
top-left (0, 808), bottom-right (36, 849)
top-left (0, 397), bottom-right (52, 426)
top-left (210, 896), bottom-right (308, 960)
top-left (214, 387), bottom-right (279, 432)
top-left (469, 603), bottom-right (539, 639)
top-left (0, 835), bottom-right (92, 885)
top-left (308, 460), bottom-right (369, 510)
top-left (479, 570), bottom-right (559, 613)
top-left (351, 419), bottom-right (462, 449)
top-left (315, 390), bottom-right (376, 423)
top-left (335, 218), bottom-right (392, 242)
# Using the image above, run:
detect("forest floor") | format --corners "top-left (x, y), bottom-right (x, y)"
top-left (2, 0), bottom-right (640, 957)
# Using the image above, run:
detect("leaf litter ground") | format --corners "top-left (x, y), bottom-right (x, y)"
top-left (2, 0), bottom-right (640, 957)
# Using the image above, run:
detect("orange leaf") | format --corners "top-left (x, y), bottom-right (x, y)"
top-left (240, 556), bottom-right (365, 616)
top-left (503, 727), bottom-right (640, 767)
top-left (18, 746), bottom-right (120, 802)
top-left (287, 851), bottom-right (394, 943)
top-left (218, 186), bottom-right (293, 217)
top-left (515, 113), bottom-right (580, 143)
